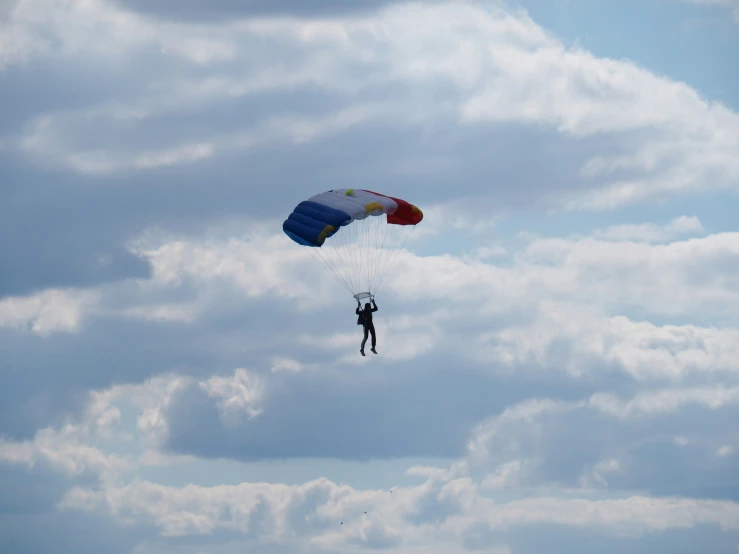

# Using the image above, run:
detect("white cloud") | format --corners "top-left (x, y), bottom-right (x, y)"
top-left (200, 368), bottom-right (264, 423)
top-left (0, 429), bottom-right (132, 480)
top-left (5, 217), bottom-right (739, 389)
top-left (130, 225), bottom-right (324, 304)
top-left (131, 374), bottom-right (193, 448)
top-left (589, 386), bottom-right (739, 418)
top-left (480, 460), bottom-right (524, 489)
top-left (123, 303), bottom-right (200, 323)
top-left (717, 445), bottom-right (734, 457)
top-left (466, 245), bottom-right (508, 261)
top-left (416, 202), bottom-right (502, 238)
top-left (271, 357), bottom-right (304, 373)
top-left (0, 390), bottom-right (133, 481)
top-left (3, 0), bottom-right (737, 211)
top-left (484, 312), bottom-right (739, 380)
top-left (466, 398), bottom-right (579, 463)
top-left (476, 495), bottom-right (739, 534)
top-left (2, 349), bottom-right (737, 551)
top-left (3, 3), bottom-right (739, 553)
top-left (0, 288), bottom-right (99, 335)
top-left (578, 460), bottom-right (626, 490)
top-left (459, 383), bottom-right (739, 496)
top-left (56, 475), bottom-right (739, 544)
top-left (18, 102), bottom-right (383, 174)
top-left (593, 216), bottom-right (705, 243)
top-left (297, 309), bottom-right (445, 365)
top-left (387, 230), bottom-right (739, 322)
top-left (133, 142), bottom-right (215, 170)
top-left (3, 0), bottom-right (154, 63)
top-left (0, 369), bottom-right (265, 482)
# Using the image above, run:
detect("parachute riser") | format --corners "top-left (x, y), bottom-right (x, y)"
top-left (353, 292), bottom-right (375, 303)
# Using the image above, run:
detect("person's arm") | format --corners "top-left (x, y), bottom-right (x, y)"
top-left (372, 299), bottom-right (378, 312)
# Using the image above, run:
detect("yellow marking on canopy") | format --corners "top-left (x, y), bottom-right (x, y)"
top-left (364, 202), bottom-right (383, 213)
top-left (317, 224), bottom-right (336, 246)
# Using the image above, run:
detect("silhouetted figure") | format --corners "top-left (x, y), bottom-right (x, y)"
top-left (356, 298), bottom-right (378, 356)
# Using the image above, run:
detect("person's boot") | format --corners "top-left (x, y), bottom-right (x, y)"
top-left (360, 348), bottom-right (365, 356)
top-left (371, 347), bottom-right (377, 354)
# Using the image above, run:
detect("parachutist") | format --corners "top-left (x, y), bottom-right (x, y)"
top-left (282, 189), bottom-right (423, 311)
top-left (356, 298), bottom-right (378, 356)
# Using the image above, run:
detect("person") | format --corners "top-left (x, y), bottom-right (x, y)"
top-left (356, 297), bottom-right (378, 356)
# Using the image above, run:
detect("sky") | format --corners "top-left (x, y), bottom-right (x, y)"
top-left (1, 0), bottom-right (739, 552)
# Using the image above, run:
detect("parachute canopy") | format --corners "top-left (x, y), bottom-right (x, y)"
top-left (283, 189), bottom-right (423, 297)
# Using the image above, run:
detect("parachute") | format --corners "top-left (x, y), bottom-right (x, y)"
top-left (283, 189), bottom-right (423, 299)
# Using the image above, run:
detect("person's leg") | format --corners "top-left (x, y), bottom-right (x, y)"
top-left (370, 324), bottom-right (377, 352)
top-left (361, 326), bottom-right (369, 353)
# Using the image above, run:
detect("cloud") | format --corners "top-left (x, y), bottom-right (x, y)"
top-left (1, 212), bottom-right (737, 470)
top-left (2, 2), bottom-right (738, 553)
top-left (2, 330), bottom-right (739, 551)
top-left (592, 215), bottom-right (705, 243)
top-left (128, 218), bottom-right (739, 328)
top-left (123, 222), bottom-right (333, 312)
top-left (483, 312), bottom-right (739, 380)
top-left (1, 163), bottom-right (154, 297)
top-left (112, 0), bottom-right (421, 21)
top-left (0, 506), bottom-right (148, 554)
top-left (0, 390), bottom-right (133, 481)
top-left (3, 0), bottom-right (738, 302)
top-left (56, 475), bottom-right (739, 545)
top-left (0, 428), bottom-right (132, 481)
top-left (590, 387), bottom-right (739, 418)
top-left (270, 357), bottom-right (304, 373)
top-left (161, 357), bottom-right (500, 461)
top-left (717, 445), bottom-right (734, 457)
top-left (465, 389), bottom-right (739, 498)
top-left (17, 397), bottom-right (727, 554)
top-left (54, 219), bottom-right (739, 465)
top-left (199, 368), bottom-right (264, 423)
top-left (18, 103), bottom-right (383, 174)
top-left (5, 215), bottom-right (739, 387)
top-left (2, 0), bottom-right (736, 210)
top-left (0, 288), bottom-right (99, 335)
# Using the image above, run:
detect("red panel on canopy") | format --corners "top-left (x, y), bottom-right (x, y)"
top-left (361, 189), bottom-right (423, 225)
